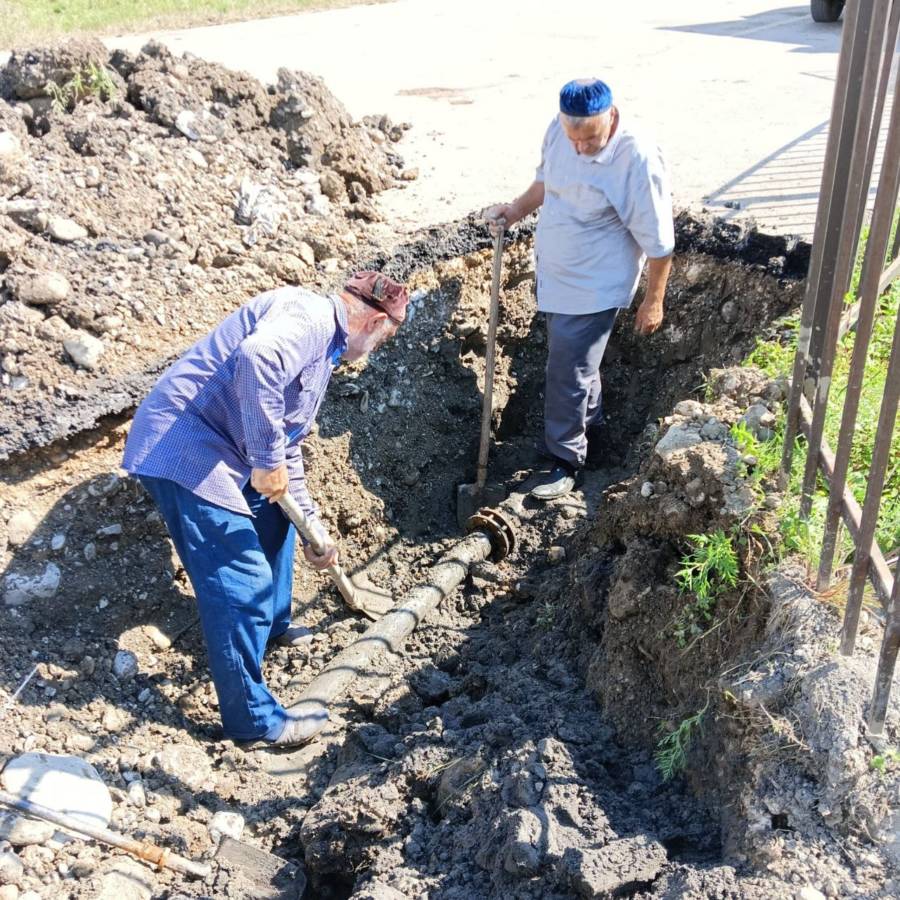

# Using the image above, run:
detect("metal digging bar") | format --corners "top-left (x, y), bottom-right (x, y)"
top-left (284, 507), bottom-right (516, 743)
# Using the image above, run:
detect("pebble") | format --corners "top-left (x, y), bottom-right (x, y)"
top-left (640, 481), bottom-right (654, 498)
top-left (0, 812), bottom-right (54, 847)
top-left (97, 524), bottom-right (122, 538)
top-left (63, 331), bottom-right (105, 370)
top-left (101, 708), bottom-right (126, 733)
top-left (112, 650), bottom-right (138, 681)
top-left (0, 886), bottom-right (19, 900)
top-left (208, 810), bottom-right (245, 844)
top-left (50, 533), bottom-right (65, 551)
top-left (548, 546), bottom-right (566, 565)
top-left (84, 165), bottom-right (101, 187)
top-left (144, 625), bottom-right (171, 651)
top-left (0, 846), bottom-right (24, 885)
top-left (126, 780), bottom-right (146, 809)
top-left (4, 563), bottom-right (61, 606)
top-left (6, 510), bottom-right (36, 547)
top-left (83, 542), bottom-right (97, 561)
top-left (797, 889), bottom-right (827, 900)
top-left (47, 216), bottom-right (87, 243)
top-left (174, 110), bottom-right (200, 141)
top-left (15, 272), bottom-right (70, 306)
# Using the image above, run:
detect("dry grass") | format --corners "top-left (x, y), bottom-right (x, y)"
top-left (1, 0), bottom-right (386, 48)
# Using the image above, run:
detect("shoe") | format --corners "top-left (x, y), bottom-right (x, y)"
top-left (238, 706), bottom-right (329, 751)
top-left (531, 461), bottom-right (578, 501)
top-left (271, 623), bottom-right (314, 648)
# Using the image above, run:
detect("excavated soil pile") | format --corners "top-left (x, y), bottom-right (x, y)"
top-left (1, 40), bottom-right (896, 900)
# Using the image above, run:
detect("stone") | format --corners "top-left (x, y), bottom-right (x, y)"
top-left (112, 650), bottom-right (138, 681)
top-left (50, 534), bottom-right (65, 551)
top-left (741, 403), bottom-right (777, 440)
top-left (640, 481), bottom-right (654, 498)
top-left (83, 542), bottom-right (96, 561)
top-left (101, 707), bottom-right (127, 733)
top-left (126, 780), bottom-right (146, 809)
top-left (502, 808), bottom-right (543, 875)
top-left (47, 216), bottom-right (87, 243)
top-left (0, 885), bottom-right (19, 900)
top-left (208, 810), bottom-right (245, 844)
top-left (174, 110), bottom-right (200, 141)
top-left (548, 546), bottom-right (566, 564)
top-left (144, 625), bottom-right (171, 651)
top-left (93, 859), bottom-right (153, 900)
top-left (562, 836), bottom-right (667, 898)
top-left (15, 273), bottom-right (70, 306)
top-left (6, 510), bottom-right (36, 547)
top-left (673, 400), bottom-right (704, 418)
top-left (63, 331), bottom-right (105, 370)
top-left (700, 418), bottom-right (728, 441)
top-left (411, 668), bottom-right (451, 704)
top-left (296, 241), bottom-right (316, 266)
top-left (797, 890), bottom-right (827, 900)
top-left (654, 423), bottom-right (702, 459)
top-left (1, 753), bottom-right (112, 831)
top-left (720, 300), bottom-right (739, 323)
top-left (318, 169), bottom-right (346, 201)
top-left (0, 812), bottom-right (53, 847)
top-left (152, 745), bottom-right (215, 792)
top-left (185, 148), bottom-right (207, 168)
top-left (4, 563), bottom-right (61, 606)
top-left (84, 165), bottom-right (101, 187)
top-left (0, 846), bottom-right (24, 885)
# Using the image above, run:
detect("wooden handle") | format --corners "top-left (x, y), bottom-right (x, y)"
top-left (476, 228), bottom-right (504, 488)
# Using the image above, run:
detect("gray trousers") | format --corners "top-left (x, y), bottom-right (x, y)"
top-left (543, 308), bottom-right (618, 468)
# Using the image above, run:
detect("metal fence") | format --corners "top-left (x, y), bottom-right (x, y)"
top-left (781, 0), bottom-right (900, 734)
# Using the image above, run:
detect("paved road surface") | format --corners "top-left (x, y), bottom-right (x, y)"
top-left (109, 1), bottom-right (891, 238)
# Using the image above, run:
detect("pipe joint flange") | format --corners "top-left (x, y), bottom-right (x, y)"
top-left (466, 507), bottom-right (517, 562)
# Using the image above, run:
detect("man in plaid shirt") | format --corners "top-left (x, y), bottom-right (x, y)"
top-left (124, 272), bottom-right (408, 748)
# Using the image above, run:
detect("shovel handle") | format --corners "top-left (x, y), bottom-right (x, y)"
top-left (477, 228), bottom-right (504, 489)
top-left (276, 494), bottom-right (360, 608)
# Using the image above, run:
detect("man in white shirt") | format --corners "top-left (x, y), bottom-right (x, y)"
top-left (489, 78), bottom-right (675, 500)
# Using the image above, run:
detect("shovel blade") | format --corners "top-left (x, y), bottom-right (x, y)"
top-left (215, 836), bottom-right (306, 899)
top-left (457, 481), bottom-right (506, 530)
top-left (347, 571), bottom-right (393, 620)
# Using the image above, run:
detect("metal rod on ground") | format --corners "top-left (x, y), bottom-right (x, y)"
top-left (0, 789), bottom-right (211, 879)
top-left (818, 67), bottom-right (900, 591)
top-left (800, 0), bottom-right (887, 518)
top-left (841, 299), bottom-right (900, 655)
top-left (285, 508), bottom-right (515, 742)
top-left (783, 0), bottom-right (865, 471)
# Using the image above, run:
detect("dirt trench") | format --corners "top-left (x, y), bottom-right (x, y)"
top-left (3, 208), bottom-right (874, 900)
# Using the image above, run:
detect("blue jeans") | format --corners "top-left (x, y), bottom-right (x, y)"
top-left (139, 475), bottom-right (294, 741)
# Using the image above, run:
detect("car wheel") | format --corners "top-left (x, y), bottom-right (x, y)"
top-left (811, 0), bottom-right (846, 22)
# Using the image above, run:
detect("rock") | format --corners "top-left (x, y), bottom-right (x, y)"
top-left (47, 216), bottom-right (87, 243)
top-left (112, 650), bottom-right (138, 681)
top-left (720, 300), bottom-right (738, 323)
top-left (84, 165), bottom-right (101, 187)
top-left (4, 563), bottom-right (61, 606)
top-left (93, 859), bottom-right (154, 900)
top-left (63, 331), bottom-right (105, 370)
top-left (152, 745), bottom-right (215, 792)
top-left (673, 400), bottom-right (704, 418)
top-left (561, 836), bottom-right (667, 898)
top-left (208, 810), bottom-right (245, 844)
top-left (97, 524), bottom-right (122, 537)
top-left (0, 812), bottom-right (53, 847)
top-left (185, 147), bottom-right (207, 168)
top-left (655, 423), bottom-right (702, 459)
top-left (548, 545), bottom-right (567, 565)
top-left (126, 780), bottom-right (146, 809)
top-left (0, 846), bottom-right (24, 885)
top-left (411, 667), bottom-right (451, 704)
top-left (144, 625), bottom-right (171, 651)
top-left (400, 168), bottom-right (419, 181)
top-left (1, 753), bottom-right (112, 831)
top-left (101, 708), bottom-right (127, 734)
top-left (6, 510), bottom-right (36, 547)
top-left (502, 808), bottom-right (543, 875)
top-left (0, 131), bottom-right (29, 200)
top-left (318, 169), bottom-right (346, 201)
top-left (0, 884), bottom-right (19, 900)
top-left (15, 272), bottom-right (70, 307)
top-left (83, 541), bottom-right (97, 561)
top-left (640, 481), bottom-right (654, 498)
top-left (62, 637), bottom-right (86, 662)
top-left (174, 110), bottom-right (200, 141)
top-left (700, 418), bottom-right (728, 441)
top-left (50, 533), bottom-right (65, 551)
top-left (797, 890), bottom-right (827, 900)
top-left (297, 241), bottom-right (316, 267)
top-left (143, 229), bottom-right (169, 246)
top-left (741, 403), bottom-right (777, 440)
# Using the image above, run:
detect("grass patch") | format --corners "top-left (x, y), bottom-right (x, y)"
top-left (1, 0), bottom-right (379, 47)
top-left (742, 245), bottom-right (900, 567)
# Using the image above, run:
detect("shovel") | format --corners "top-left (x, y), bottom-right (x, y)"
top-left (277, 493), bottom-right (392, 620)
top-left (457, 226), bottom-right (506, 528)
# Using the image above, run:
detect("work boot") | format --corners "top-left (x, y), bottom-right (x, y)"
top-left (271, 623), bottom-right (313, 648)
top-left (531, 460), bottom-right (579, 501)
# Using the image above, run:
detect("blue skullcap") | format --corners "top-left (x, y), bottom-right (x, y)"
top-left (559, 79), bottom-right (613, 117)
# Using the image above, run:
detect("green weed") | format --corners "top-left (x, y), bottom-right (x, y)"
top-left (655, 698), bottom-right (710, 781)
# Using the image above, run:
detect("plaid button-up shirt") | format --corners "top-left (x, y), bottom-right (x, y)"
top-left (123, 286), bottom-right (347, 526)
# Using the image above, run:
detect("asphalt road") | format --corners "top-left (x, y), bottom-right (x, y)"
top-left (102, 2), bottom-right (886, 237)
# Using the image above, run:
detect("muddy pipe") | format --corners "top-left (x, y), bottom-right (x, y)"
top-left (285, 508), bottom-right (515, 741)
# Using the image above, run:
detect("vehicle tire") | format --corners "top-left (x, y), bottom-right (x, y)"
top-left (811, 0), bottom-right (845, 22)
